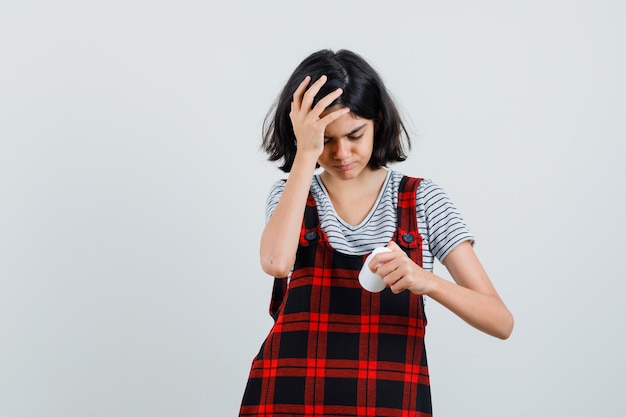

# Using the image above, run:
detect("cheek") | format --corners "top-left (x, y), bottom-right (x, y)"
top-left (363, 137), bottom-right (375, 154)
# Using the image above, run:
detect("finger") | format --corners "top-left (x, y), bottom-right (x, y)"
top-left (292, 76), bottom-right (311, 110)
top-left (369, 249), bottom-right (397, 272)
top-left (319, 105), bottom-right (351, 127)
top-left (382, 270), bottom-right (404, 294)
top-left (386, 241), bottom-right (401, 251)
top-left (315, 88), bottom-right (343, 111)
top-left (389, 282), bottom-right (405, 294)
top-left (300, 75), bottom-right (328, 110)
top-left (312, 87), bottom-right (344, 115)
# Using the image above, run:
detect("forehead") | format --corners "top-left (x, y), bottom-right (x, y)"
top-left (320, 104), bottom-right (348, 118)
top-left (320, 104), bottom-right (369, 121)
top-left (323, 111), bottom-right (373, 137)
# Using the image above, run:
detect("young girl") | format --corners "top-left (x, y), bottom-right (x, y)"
top-left (239, 49), bottom-right (513, 417)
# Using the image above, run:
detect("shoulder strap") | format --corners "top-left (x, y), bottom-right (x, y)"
top-left (396, 176), bottom-right (424, 265)
top-left (397, 176), bottom-right (427, 323)
top-left (269, 191), bottom-right (320, 320)
top-left (299, 192), bottom-right (321, 244)
top-left (397, 176), bottom-right (422, 234)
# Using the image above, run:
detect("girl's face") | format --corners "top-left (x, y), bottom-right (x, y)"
top-left (318, 109), bottom-right (376, 181)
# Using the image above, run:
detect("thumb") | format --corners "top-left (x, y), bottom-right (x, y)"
top-left (386, 240), bottom-right (400, 251)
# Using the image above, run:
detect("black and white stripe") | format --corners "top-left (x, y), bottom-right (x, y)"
top-left (265, 170), bottom-right (474, 272)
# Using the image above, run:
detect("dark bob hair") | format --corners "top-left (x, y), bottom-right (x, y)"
top-left (262, 49), bottom-right (411, 172)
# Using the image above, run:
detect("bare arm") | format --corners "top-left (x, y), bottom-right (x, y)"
top-left (373, 241), bottom-right (514, 339)
top-left (260, 76), bottom-right (350, 277)
top-left (260, 154), bottom-right (318, 277)
top-left (435, 241), bottom-right (514, 339)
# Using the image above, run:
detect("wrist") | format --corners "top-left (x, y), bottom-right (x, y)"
top-left (420, 271), bottom-right (442, 297)
top-left (292, 150), bottom-right (320, 169)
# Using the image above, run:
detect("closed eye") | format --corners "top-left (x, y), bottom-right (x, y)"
top-left (324, 123), bottom-right (367, 143)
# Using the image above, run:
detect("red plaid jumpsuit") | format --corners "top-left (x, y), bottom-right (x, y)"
top-left (240, 176), bottom-right (431, 417)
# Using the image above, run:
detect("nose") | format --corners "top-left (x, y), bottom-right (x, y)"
top-left (334, 139), bottom-right (351, 160)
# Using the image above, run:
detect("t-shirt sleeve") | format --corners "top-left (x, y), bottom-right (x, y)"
top-left (264, 180), bottom-right (287, 223)
top-left (417, 179), bottom-right (475, 262)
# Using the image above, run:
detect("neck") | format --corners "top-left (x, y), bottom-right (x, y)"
top-left (319, 168), bottom-right (388, 195)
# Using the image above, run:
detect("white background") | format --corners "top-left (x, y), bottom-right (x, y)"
top-left (1, 1), bottom-right (624, 416)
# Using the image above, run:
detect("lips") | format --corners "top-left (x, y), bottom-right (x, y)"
top-left (336, 163), bottom-right (354, 171)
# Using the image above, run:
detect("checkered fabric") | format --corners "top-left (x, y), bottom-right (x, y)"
top-left (240, 176), bottom-right (431, 417)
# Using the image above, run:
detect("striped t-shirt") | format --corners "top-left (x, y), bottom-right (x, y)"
top-left (265, 170), bottom-right (474, 272)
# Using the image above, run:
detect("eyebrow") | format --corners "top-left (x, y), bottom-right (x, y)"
top-left (324, 124), bottom-right (367, 140)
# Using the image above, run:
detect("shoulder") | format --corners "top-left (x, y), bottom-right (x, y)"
top-left (265, 178), bottom-right (288, 204)
top-left (416, 178), bottom-right (464, 224)
top-left (264, 179), bottom-right (288, 222)
top-left (269, 178), bottom-right (287, 191)
top-left (386, 172), bottom-right (446, 198)
top-left (416, 178), bottom-right (448, 203)
top-left (386, 172), bottom-right (442, 200)
top-left (414, 178), bottom-right (475, 260)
